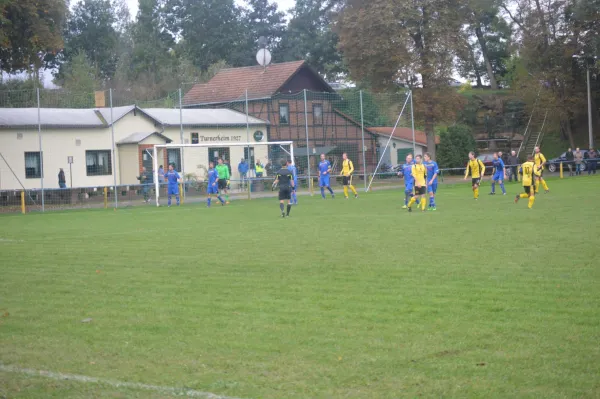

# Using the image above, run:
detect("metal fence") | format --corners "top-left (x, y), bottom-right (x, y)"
top-left (0, 85), bottom-right (420, 213)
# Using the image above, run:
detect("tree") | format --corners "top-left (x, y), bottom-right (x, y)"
top-left (279, 0), bottom-right (346, 80)
top-left (436, 125), bottom-right (477, 169)
top-left (55, 0), bottom-right (121, 83)
top-left (237, 0), bottom-right (287, 65)
top-left (337, 0), bottom-right (465, 158)
top-left (167, 0), bottom-right (244, 70)
top-left (55, 50), bottom-right (99, 107)
top-left (0, 0), bottom-right (66, 74)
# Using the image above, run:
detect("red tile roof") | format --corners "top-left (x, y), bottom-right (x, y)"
top-left (183, 60), bottom-right (307, 105)
top-left (367, 127), bottom-right (440, 146)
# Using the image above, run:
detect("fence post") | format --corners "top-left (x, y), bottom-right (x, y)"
top-left (303, 89), bottom-right (312, 195)
top-left (245, 89), bottom-right (251, 200)
top-left (178, 88), bottom-right (185, 200)
top-left (21, 191), bottom-right (25, 214)
top-left (104, 187), bottom-right (108, 208)
top-left (360, 90), bottom-right (367, 192)
top-left (109, 89), bottom-right (118, 208)
top-left (560, 162), bottom-right (563, 179)
top-left (36, 88), bottom-right (44, 212)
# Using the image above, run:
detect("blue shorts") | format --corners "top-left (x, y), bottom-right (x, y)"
top-left (427, 182), bottom-right (438, 194)
top-left (207, 185), bottom-right (218, 195)
top-left (168, 185), bottom-right (179, 195)
top-left (493, 172), bottom-right (504, 181)
top-left (319, 176), bottom-right (330, 187)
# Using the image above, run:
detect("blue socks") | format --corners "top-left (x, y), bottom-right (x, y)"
top-left (327, 186), bottom-right (334, 196)
top-left (207, 197), bottom-right (211, 207)
top-left (429, 197), bottom-right (436, 208)
top-left (321, 187), bottom-right (325, 198)
top-left (500, 182), bottom-right (506, 194)
top-left (491, 182), bottom-right (496, 193)
top-left (217, 195), bottom-right (224, 204)
top-left (292, 191), bottom-right (297, 204)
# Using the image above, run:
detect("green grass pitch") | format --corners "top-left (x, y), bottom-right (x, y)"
top-left (1, 177), bottom-right (599, 398)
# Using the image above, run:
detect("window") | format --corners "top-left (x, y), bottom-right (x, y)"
top-left (313, 104), bottom-right (323, 125)
top-left (191, 132), bottom-right (199, 144)
top-left (279, 103), bottom-right (289, 125)
top-left (167, 148), bottom-right (182, 171)
top-left (24, 152), bottom-right (42, 179)
top-left (86, 150), bottom-right (112, 176)
top-left (244, 147), bottom-right (255, 167)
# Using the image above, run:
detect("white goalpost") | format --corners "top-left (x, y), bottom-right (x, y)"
top-left (152, 141), bottom-right (294, 207)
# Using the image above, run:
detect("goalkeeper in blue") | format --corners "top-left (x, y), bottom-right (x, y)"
top-left (423, 153), bottom-right (439, 210)
top-left (164, 164), bottom-right (181, 207)
top-left (206, 161), bottom-right (225, 207)
top-left (490, 152), bottom-right (507, 195)
top-left (318, 154), bottom-right (335, 199)
top-left (399, 153), bottom-right (414, 209)
top-left (287, 159), bottom-right (298, 205)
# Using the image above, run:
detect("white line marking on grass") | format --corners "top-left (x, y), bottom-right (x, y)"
top-left (0, 363), bottom-right (246, 399)
top-left (0, 238), bottom-right (24, 242)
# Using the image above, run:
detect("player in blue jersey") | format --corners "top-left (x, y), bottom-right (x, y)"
top-left (287, 159), bottom-right (298, 205)
top-left (490, 152), bottom-right (507, 195)
top-left (164, 163), bottom-right (181, 207)
top-left (206, 161), bottom-right (225, 207)
top-left (318, 154), bottom-right (335, 199)
top-left (423, 153), bottom-right (440, 210)
top-left (399, 153), bottom-right (415, 209)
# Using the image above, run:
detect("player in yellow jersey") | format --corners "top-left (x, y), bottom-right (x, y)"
top-left (340, 153), bottom-right (358, 199)
top-left (463, 151), bottom-right (486, 200)
top-left (534, 146), bottom-right (550, 193)
top-left (515, 155), bottom-right (541, 208)
top-left (407, 154), bottom-right (427, 212)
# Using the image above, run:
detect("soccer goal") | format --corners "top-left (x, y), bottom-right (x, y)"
top-left (151, 141), bottom-right (295, 206)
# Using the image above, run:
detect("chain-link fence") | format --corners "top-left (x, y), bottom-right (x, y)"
top-left (0, 84), bottom-right (429, 213)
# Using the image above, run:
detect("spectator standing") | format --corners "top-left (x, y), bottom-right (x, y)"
top-left (238, 158), bottom-right (249, 184)
top-left (58, 168), bottom-right (67, 189)
top-left (158, 165), bottom-right (165, 184)
top-left (255, 160), bottom-right (265, 177)
top-left (574, 147), bottom-right (584, 175)
top-left (588, 148), bottom-right (597, 175)
top-left (565, 148), bottom-right (574, 176)
top-left (137, 167), bottom-right (153, 203)
top-left (507, 151), bottom-right (519, 182)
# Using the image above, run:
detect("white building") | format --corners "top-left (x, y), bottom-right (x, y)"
top-left (368, 127), bottom-right (435, 166)
top-left (0, 106), bottom-right (269, 190)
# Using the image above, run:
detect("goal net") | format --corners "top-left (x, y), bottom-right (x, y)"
top-left (151, 141), bottom-right (295, 206)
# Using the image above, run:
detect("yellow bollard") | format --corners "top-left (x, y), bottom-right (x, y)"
top-left (104, 187), bottom-right (108, 209)
top-left (179, 183), bottom-right (184, 204)
top-left (21, 191), bottom-right (25, 214)
top-left (560, 162), bottom-right (563, 179)
top-left (310, 178), bottom-right (314, 196)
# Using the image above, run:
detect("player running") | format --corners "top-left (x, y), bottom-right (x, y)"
top-left (164, 163), bottom-right (181, 207)
top-left (206, 161), bottom-right (225, 207)
top-left (215, 158), bottom-right (230, 204)
top-left (464, 151), bottom-right (485, 200)
top-left (407, 154), bottom-right (427, 212)
top-left (274, 160), bottom-right (295, 218)
top-left (340, 152), bottom-right (358, 199)
top-left (534, 146), bottom-right (550, 193)
top-left (318, 154), bottom-right (335, 199)
top-left (423, 152), bottom-right (439, 210)
top-left (399, 154), bottom-right (414, 209)
top-left (490, 152), bottom-right (507, 195)
top-left (515, 155), bottom-right (540, 209)
top-left (287, 159), bottom-right (298, 205)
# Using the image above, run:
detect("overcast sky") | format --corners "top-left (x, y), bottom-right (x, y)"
top-left (124, 0), bottom-right (297, 18)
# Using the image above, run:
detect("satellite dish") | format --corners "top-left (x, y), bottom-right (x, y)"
top-left (256, 48), bottom-right (272, 67)
top-left (258, 36), bottom-right (268, 49)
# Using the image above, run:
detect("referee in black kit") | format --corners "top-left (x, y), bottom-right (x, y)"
top-left (273, 160), bottom-right (295, 218)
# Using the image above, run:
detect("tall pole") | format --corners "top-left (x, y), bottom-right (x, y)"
top-left (303, 89), bottom-right (312, 195)
top-left (36, 88), bottom-right (44, 212)
top-left (359, 90), bottom-right (367, 191)
top-left (109, 89), bottom-right (118, 208)
top-left (179, 88), bottom-right (185, 199)
top-left (587, 67), bottom-right (594, 149)
top-left (409, 91), bottom-right (416, 155)
top-left (245, 89), bottom-right (250, 185)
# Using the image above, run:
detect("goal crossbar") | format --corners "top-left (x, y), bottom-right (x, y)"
top-left (152, 141), bottom-right (294, 206)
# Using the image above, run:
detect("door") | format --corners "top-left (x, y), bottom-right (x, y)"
top-left (142, 148), bottom-right (153, 172)
top-left (208, 147), bottom-right (231, 165)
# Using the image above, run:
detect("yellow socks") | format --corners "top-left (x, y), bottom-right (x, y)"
top-left (541, 179), bottom-right (549, 191)
top-left (343, 186), bottom-right (348, 198)
top-left (421, 198), bottom-right (426, 211)
top-left (528, 195), bottom-right (535, 208)
top-left (474, 187), bottom-right (479, 199)
top-left (408, 197), bottom-right (416, 207)
top-left (349, 185), bottom-right (357, 195)
top-left (519, 193), bottom-right (529, 199)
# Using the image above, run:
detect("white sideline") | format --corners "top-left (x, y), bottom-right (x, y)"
top-left (0, 363), bottom-right (246, 399)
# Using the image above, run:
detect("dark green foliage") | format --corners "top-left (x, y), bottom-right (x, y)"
top-left (437, 125), bottom-right (477, 169)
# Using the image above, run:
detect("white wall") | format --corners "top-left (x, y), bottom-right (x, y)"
top-left (377, 137), bottom-right (424, 166)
